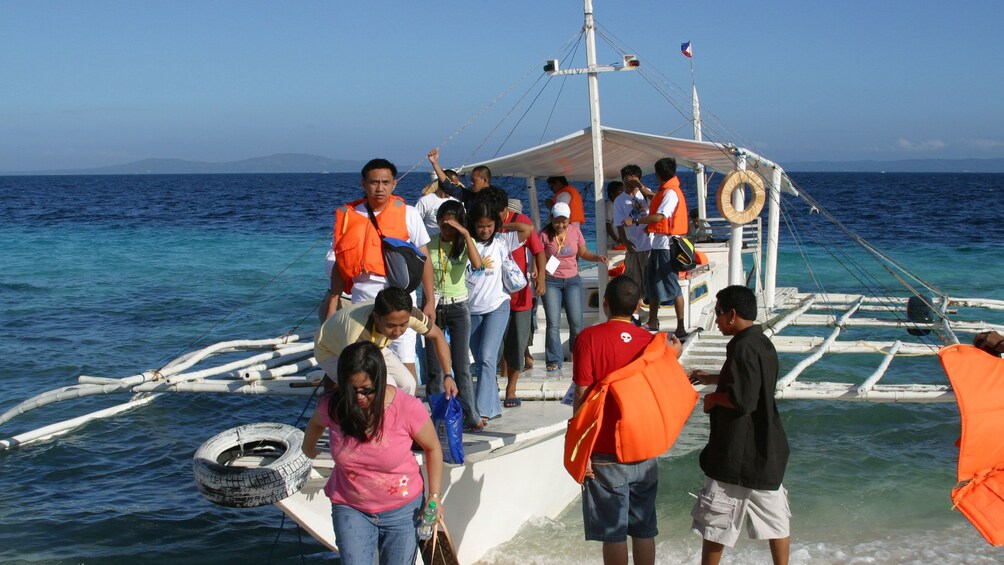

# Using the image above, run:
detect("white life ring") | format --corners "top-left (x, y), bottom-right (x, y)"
top-left (716, 170), bottom-right (766, 225)
top-left (193, 422), bottom-right (311, 508)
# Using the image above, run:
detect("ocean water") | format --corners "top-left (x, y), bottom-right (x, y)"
top-left (1, 172), bottom-right (1002, 564)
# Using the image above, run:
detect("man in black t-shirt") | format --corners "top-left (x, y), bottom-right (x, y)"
top-left (689, 285), bottom-right (791, 565)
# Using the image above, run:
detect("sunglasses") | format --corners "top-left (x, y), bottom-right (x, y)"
top-left (355, 386), bottom-right (378, 397)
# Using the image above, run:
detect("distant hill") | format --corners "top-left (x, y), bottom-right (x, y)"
top-left (786, 157), bottom-right (1004, 173)
top-left (6, 154), bottom-right (1004, 176)
top-left (2, 153), bottom-right (368, 175)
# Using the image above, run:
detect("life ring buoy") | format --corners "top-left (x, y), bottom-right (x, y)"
top-left (716, 170), bottom-right (766, 225)
top-left (193, 422), bottom-right (311, 508)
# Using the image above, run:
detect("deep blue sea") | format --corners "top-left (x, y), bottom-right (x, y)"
top-left (1, 172), bottom-right (1003, 564)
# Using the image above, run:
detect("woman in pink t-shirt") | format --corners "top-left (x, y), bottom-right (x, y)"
top-left (303, 341), bottom-right (443, 564)
top-left (538, 203), bottom-right (608, 375)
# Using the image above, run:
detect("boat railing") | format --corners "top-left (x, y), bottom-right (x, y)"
top-left (696, 216), bottom-right (762, 252)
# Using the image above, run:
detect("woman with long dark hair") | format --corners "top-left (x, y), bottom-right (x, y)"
top-left (464, 199), bottom-right (532, 425)
top-left (303, 341), bottom-right (444, 564)
top-left (426, 200), bottom-right (484, 429)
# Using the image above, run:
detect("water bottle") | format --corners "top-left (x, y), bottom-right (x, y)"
top-left (417, 499), bottom-right (438, 540)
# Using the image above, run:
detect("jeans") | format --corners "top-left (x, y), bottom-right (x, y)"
top-left (469, 300), bottom-right (510, 419)
top-left (542, 274), bottom-right (583, 368)
top-left (331, 494), bottom-right (422, 565)
top-left (425, 299), bottom-right (480, 427)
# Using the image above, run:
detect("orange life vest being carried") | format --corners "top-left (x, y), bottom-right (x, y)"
top-left (646, 177), bottom-right (689, 235)
top-left (939, 343), bottom-right (1004, 546)
top-left (332, 197), bottom-right (409, 286)
top-left (563, 332), bottom-right (698, 484)
top-left (554, 184), bottom-right (586, 224)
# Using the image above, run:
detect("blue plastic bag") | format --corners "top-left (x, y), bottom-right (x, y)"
top-left (429, 393), bottom-right (465, 465)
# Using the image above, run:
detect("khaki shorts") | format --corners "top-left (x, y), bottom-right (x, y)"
top-left (690, 477), bottom-right (790, 547)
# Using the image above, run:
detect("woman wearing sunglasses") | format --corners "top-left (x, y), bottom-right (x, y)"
top-left (303, 341), bottom-right (444, 564)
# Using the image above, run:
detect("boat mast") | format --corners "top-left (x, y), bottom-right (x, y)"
top-left (546, 1), bottom-right (639, 318)
top-left (688, 45), bottom-right (708, 222)
top-left (583, 0), bottom-right (608, 316)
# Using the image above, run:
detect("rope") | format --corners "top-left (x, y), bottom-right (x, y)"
top-left (264, 382), bottom-right (321, 564)
top-left (538, 33), bottom-right (585, 145)
top-left (154, 236), bottom-right (330, 370)
top-left (772, 189), bottom-right (946, 351)
top-left (265, 513), bottom-right (287, 565)
top-left (396, 29), bottom-right (585, 183)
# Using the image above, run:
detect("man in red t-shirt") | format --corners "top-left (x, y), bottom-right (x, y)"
top-left (573, 275), bottom-right (682, 565)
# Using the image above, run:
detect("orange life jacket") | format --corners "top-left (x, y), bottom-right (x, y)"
top-left (939, 344), bottom-right (1004, 546)
top-left (332, 197), bottom-right (409, 285)
top-left (563, 332), bottom-right (698, 483)
top-left (555, 184), bottom-right (586, 224)
top-left (647, 177), bottom-right (689, 235)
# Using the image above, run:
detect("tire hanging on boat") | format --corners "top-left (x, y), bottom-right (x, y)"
top-left (193, 422), bottom-right (311, 508)
top-left (716, 170), bottom-right (766, 225)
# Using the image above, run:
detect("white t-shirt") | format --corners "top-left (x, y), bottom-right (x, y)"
top-left (650, 189), bottom-right (679, 250)
top-left (325, 201), bottom-right (431, 302)
top-left (465, 231), bottom-right (522, 315)
top-left (612, 191), bottom-right (652, 251)
top-left (415, 192), bottom-right (457, 236)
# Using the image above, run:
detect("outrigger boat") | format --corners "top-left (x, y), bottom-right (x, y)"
top-left (2, 1), bottom-right (1002, 563)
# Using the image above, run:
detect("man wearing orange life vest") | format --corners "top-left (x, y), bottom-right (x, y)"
top-left (689, 285), bottom-right (790, 565)
top-left (324, 159), bottom-right (436, 382)
top-left (571, 275), bottom-right (684, 565)
top-left (545, 176), bottom-right (586, 225)
top-left (622, 157), bottom-right (689, 338)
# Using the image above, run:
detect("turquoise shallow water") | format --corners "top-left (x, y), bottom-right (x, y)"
top-left (1, 172), bottom-right (1003, 563)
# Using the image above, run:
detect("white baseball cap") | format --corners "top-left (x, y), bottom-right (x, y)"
top-left (551, 202), bottom-right (571, 219)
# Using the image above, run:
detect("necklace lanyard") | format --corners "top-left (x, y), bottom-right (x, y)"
top-left (554, 231), bottom-right (567, 253)
top-left (369, 324), bottom-right (384, 347)
top-left (436, 241), bottom-right (451, 289)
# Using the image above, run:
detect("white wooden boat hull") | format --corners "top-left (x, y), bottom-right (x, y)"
top-left (276, 401), bottom-right (580, 565)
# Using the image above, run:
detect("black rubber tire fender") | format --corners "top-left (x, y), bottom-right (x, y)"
top-left (193, 422), bottom-right (312, 508)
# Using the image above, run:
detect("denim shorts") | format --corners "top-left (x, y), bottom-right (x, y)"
top-left (647, 248), bottom-right (681, 304)
top-left (690, 476), bottom-right (790, 547)
top-left (581, 454), bottom-right (659, 542)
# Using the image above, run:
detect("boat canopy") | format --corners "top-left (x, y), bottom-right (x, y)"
top-left (455, 125), bottom-right (794, 194)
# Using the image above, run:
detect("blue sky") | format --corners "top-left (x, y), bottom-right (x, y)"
top-left (3, 0), bottom-right (1003, 171)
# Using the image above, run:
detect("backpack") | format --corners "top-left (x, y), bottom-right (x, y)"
top-left (365, 203), bottom-right (426, 293)
top-left (670, 236), bottom-right (696, 272)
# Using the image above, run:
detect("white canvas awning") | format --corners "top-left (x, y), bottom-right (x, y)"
top-left (454, 126), bottom-right (792, 192)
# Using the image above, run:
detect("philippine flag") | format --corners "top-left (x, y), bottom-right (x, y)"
top-left (681, 41), bottom-right (692, 58)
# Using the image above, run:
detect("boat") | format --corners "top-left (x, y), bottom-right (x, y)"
top-left (2, 1), bottom-right (1003, 563)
